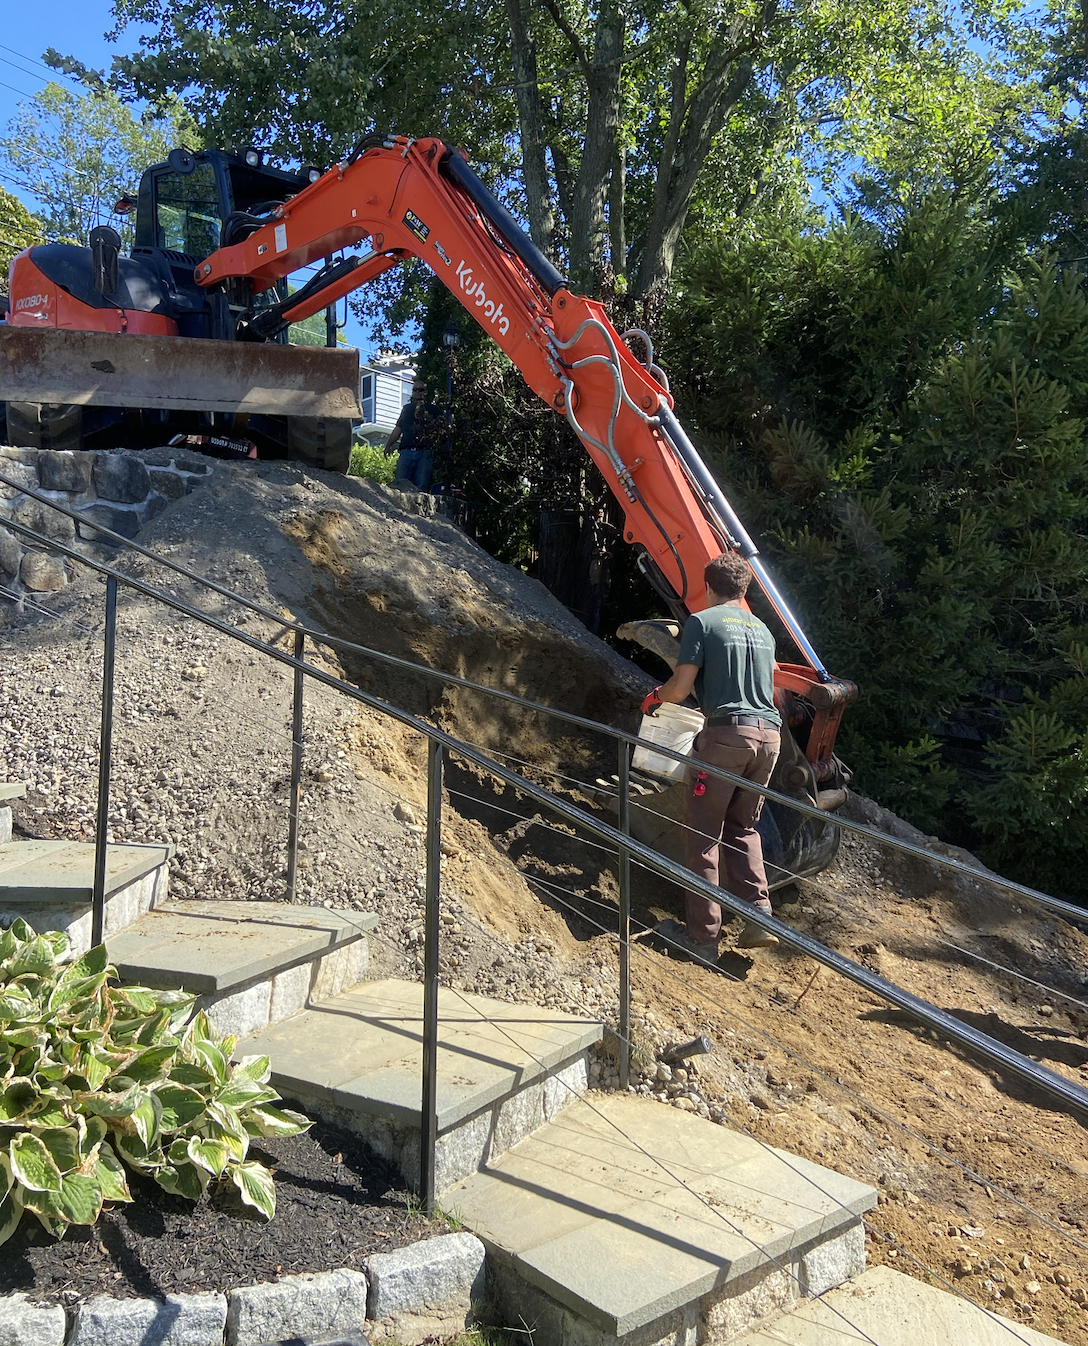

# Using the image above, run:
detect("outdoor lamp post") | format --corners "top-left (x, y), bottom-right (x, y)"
top-left (442, 322), bottom-right (460, 491)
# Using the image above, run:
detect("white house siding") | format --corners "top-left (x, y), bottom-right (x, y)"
top-left (375, 373), bottom-right (411, 427)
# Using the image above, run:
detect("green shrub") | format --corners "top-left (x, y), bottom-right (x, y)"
top-left (665, 193), bottom-right (1088, 897)
top-left (0, 920), bottom-right (310, 1246)
top-left (349, 438), bottom-right (396, 484)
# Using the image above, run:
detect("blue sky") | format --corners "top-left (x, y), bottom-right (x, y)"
top-left (0, 1), bottom-right (379, 355)
top-left (0, 4), bottom-right (135, 155)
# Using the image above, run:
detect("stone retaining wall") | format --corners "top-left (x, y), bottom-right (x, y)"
top-left (0, 1233), bottom-right (487, 1346)
top-left (0, 447), bottom-right (214, 603)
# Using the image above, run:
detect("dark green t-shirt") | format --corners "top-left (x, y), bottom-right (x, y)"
top-left (678, 604), bottom-right (781, 724)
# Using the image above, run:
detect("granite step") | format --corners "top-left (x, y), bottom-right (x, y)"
top-left (0, 838), bottom-right (172, 953)
top-left (731, 1264), bottom-right (1066, 1344)
top-left (240, 977), bottom-right (602, 1191)
top-left (106, 899), bottom-right (378, 1039)
top-left (0, 780), bottom-right (25, 845)
top-left (445, 1093), bottom-right (877, 1346)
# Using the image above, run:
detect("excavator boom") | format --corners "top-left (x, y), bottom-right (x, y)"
top-left (194, 135), bottom-right (856, 777)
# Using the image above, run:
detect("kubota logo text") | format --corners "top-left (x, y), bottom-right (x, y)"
top-left (15, 293), bottom-right (48, 311)
top-left (456, 261), bottom-right (509, 336)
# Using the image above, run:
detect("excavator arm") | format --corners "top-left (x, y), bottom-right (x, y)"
top-left (196, 135), bottom-right (855, 777)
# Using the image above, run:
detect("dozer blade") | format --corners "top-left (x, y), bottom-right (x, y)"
top-left (0, 328), bottom-right (361, 418)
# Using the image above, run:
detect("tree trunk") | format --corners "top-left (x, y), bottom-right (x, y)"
top-left (632, 0), bottom-right (778, 300)
top-left (609, 141), bottom-right (627, 284)
top-left (567, 2), bottom-right (623, 291)
top-left (504, 0), bottom-right (556, 254)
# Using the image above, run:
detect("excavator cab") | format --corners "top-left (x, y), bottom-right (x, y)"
top-left (127, 146), bottom-right (319, 342)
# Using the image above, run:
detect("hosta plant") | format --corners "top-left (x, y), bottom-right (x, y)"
top-left (0, 919), bottom-right (311, 1245)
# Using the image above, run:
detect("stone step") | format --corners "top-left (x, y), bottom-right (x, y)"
top-left (445, 1093), bottom-right (877, 1346)
top-left (241, 977), bottom-right (602, 1192)
top-left (731, 1264), bottom-right (1066, 1344)
top-left (106, 899), bottom-right (378, 1039)
top-left (0, 838), bottom-right (171, 953)
top-left (0, 781), bottom-right (25, 846)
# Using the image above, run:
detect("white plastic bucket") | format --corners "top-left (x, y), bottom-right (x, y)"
top-left (631, 703), bottom-right (705, 782)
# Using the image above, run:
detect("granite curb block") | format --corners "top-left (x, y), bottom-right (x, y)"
top-left (68, 1292), bottom-right (227, 1346)
top-left (0, 1292), bottom-right (67, 1346)
top-left (0, 1235), bottom-right (487, 1346)
top-left (367, 1233), bottom-right (487, 1319)
top-left (226, 1269), bottom-right (371, 1346)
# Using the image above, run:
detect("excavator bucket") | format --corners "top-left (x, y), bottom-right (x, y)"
top-left (0, 328), bottom-right (361, 419)
top-left (621, 735), bottom-right (841, 890)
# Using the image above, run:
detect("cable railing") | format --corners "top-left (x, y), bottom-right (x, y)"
top-left (5, 472), bottom-right (1083, 929)
top-left (4, 492), bottom-right (1087, 1115)
top-left (4, 473), bottom-right (1088, 1343)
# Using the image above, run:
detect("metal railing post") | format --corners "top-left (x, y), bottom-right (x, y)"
top-left (285, 630), bottom-right (305, 902)
top-left (617, 741), bottom-right (632, 1089)
top-left (91, 576), bottom-right (118, 948)
top-left (420, 737), bottom-right (443, 1210)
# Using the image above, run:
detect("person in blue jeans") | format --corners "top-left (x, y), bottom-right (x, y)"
top-left (385, 381), bottom-right (436, 490)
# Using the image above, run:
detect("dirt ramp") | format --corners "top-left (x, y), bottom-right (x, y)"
top-left (285, 499), bottom-right (650, 766)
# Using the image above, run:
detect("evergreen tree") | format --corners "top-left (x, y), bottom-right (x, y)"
top-left (666, 193), bottom-right (1088, 897)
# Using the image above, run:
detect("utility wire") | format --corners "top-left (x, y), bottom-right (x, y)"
top-left (0, 41), bottom-right (82, 79)
top-left (933, 937), bottom-right (1088, 1013)
top-left (0, 54), bottom-right (57, 87)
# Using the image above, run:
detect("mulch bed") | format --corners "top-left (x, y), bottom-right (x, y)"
top-left (1, 1112), bottom-right (437, 1304)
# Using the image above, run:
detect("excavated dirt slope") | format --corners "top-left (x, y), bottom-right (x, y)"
top-left (3, 454), bottom-right (1088, 1343)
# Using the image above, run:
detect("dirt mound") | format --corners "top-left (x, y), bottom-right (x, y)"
top-left (3, 455), bottom-right (1088, 1342)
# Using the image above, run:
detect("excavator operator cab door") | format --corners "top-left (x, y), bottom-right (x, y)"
top-left (133, 147), bottom-right (229, 259)
top-left (132, 148), bottom-right (315, 341)
top-left (153, 154), bottom-right (223, 257)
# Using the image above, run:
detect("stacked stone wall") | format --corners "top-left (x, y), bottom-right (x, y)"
top-left (0, 447), bottom-right (213, 601)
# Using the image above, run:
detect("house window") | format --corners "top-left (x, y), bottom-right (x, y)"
top-left (360, 373), bottom-right (374, 423)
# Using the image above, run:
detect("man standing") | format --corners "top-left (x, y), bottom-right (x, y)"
top-left (384, 381), bottom-right (436, 490)
top-left (643, 551), bottom-right (782, 961)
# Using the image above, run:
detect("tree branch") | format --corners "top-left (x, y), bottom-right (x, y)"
top-left (538, 0), bottom-right (592, 78)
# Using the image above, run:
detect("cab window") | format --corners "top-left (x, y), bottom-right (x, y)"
top-left (155, 162), bottom-right (222, 257)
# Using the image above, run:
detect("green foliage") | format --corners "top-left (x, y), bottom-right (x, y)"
top-left (0, 189), bottom-right (46, 278)
top-left (85, 0), bottom-right (1029, 300)
top-left (0, 920), bottom-right (310, 1246)
top-left (0, 84), bottom-right (193, 246)
top-left (349, 439), bottom-right (396, 484)
top-left (413, 280), bottom-right (587, 562)
top-left (666, 190), bottom-right (1088, 897)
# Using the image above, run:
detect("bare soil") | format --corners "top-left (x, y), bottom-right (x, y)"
top-left (2, 453), bottom-right (1087, 1341)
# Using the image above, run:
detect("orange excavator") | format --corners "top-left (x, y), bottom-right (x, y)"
top-left (1, 134), bottom-right (855, 878)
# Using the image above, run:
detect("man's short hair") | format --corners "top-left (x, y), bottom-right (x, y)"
top-left (705, 551), bottom-right (752, 602)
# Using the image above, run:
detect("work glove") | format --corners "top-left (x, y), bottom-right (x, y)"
top-left (640, 687), bottom-right (664, 716)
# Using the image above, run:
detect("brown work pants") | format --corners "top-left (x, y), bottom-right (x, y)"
top-left (683, 723), bottom-right (781, 943)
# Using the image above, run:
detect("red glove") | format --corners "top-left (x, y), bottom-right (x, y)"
top-left (641, 687), bottom-right (664, 716)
